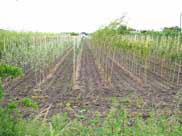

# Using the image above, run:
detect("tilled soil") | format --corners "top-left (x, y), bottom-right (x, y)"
top-left (2, 43), bottom-right (182, 119)
top-left (96, 47), bottom-right (181, 113)
top-left (36, 50), bottom-right (74, 117)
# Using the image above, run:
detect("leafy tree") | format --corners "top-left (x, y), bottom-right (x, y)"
top-left (69, 32), bottom-right (79, 36)
top-left (162, 26), bottom-right (181, 36)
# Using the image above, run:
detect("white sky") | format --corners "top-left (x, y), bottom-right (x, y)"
top-left (0, 0), bottom-right (182, 33)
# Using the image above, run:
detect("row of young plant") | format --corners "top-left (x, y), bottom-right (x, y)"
top-left (0, 30), bottom-right (181, 135)
top-left (0, 30), bottom-right (75, 85)
top-left (0, 29), bottom-right (61, 53)
top-left (0, 47), bottom-right (181, 136)
top-left (91, 26), bottom-right (182, 86)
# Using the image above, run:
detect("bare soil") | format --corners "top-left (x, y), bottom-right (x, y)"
top-left (2, 43), bottom-right (182, 119)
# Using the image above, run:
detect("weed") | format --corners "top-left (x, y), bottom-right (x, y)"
top-left (21, 97), bottom-right (38, 109)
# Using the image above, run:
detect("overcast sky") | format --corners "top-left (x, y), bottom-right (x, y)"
top-left (0, 0), bottom-right (182, 32)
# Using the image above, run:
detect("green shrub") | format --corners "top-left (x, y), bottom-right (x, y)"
top-left (0, 63), bottom-right (24, 136)
top-left (7, 101), bottom-right (17, 110)
top-left (0, 64), bottom-right (23, 79)
top-left (21, 97), bottom-right (38, 109)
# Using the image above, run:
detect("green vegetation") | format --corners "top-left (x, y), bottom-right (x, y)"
top-left (0, 28), bottom-right (181, 135)
top-left (0, 64), bottom-right (23, 79)
top-left (90, 18), bottom-right (182, 86)
top-left (0, 63), bottom-right (23, 136)
top-left (0, 29), bottom-right (63, 57)
top-left (21, 97), bottom-right (38, 109)
top-left (0, 30), bottom-right (72, 68)
top-left (0, 99), bottom-right (181, 136)
top-left (0, 29), bottom-right (74, 86)
top-left (92, 23), bottom-right (182, 61)
top-left (0, 64), bottom-right (23, 98)
top-left (69, 32), bottom-right (79, 36)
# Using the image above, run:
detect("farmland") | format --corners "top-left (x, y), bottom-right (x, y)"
top-left (0, 29), bottom-right (182, 135)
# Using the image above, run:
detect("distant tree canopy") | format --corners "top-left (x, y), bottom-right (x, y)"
top-left (162, 26), bottom-right (181, 36)
top-left (69, 32), bottom-right (79, 36)
top-left (140, 30), bottom-right (161, 35)
top-left (81, 32), bottom-right (89, 35)
top-left (92, 16), bottom-right (182, 37)
top-left (139, 26), bottom-right (182, 36)
top-left (92, 18), bottom-right (134, 39)
top-left (105, 18), bottom-right (134, 35)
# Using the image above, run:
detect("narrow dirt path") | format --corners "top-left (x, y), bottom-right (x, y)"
top-left (74, 44), bottom-right (110, 116)
top-left (33, 50), bottom-right (74, 117)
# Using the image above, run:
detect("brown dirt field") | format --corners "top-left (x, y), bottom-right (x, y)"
top-left (2, 42), bottom-right (182, 119)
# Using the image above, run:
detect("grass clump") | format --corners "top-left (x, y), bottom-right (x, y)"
top-left (21, 97), bottom-right (38, 109)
